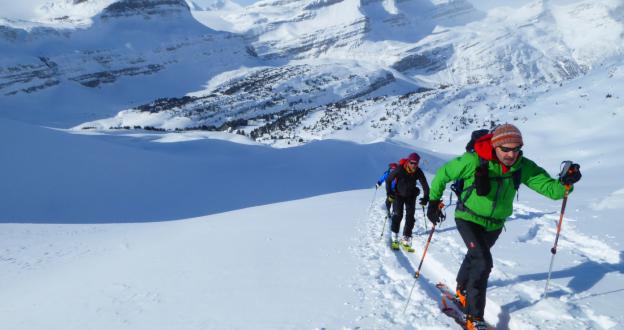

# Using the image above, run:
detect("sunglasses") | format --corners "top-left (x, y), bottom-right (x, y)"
top-left (498, 145), bottom-right (522, 153)
top-left (408, 161), bottom-right (418, 166)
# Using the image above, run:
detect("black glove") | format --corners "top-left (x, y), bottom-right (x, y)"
top-left (560, 163), bottom-right (581, 185)
top-left (427, 200), bottom-right (443, 225)
top-left (419, 196), bottom-right (429, 206)
top-left (475, 164), bottom-right (490, 196)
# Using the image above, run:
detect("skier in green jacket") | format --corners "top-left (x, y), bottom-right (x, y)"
top-left (426, 124), bottom-right (581, 330)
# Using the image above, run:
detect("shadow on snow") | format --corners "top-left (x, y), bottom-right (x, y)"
top-left (0, 120), bottom-right (448, 224)
top-left (492, 251), bottom-right (624, 329)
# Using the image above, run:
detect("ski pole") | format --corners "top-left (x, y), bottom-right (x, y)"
top-left (379, 209), bottom-right (391, 240)
top-left (422, 205), bottom-right (428, 231)
top-left (403, 203), bottom-right (444, 313)
top-left (415, 223), bottom-right (437, 279)
top-left (543, 184), bottom-right (571, 298)
top-left (367, 186), bottom-right (379, 217)
top-left (403, 223), bottom-right (437, 313)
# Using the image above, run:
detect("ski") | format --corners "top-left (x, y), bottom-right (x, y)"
top-left (440, 296), bottom-right (469, 329)
top-left (391, 240), bottom-right (400, 250)
top-left (435, 282), bottom-right (495, 330)
top-left (436, 283), bottom-right (464, 311)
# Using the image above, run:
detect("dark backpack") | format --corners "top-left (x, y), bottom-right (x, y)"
top-left (465, 129), bottom-right (489, 153)
top-left (450, 129), bottom-right (521, 204)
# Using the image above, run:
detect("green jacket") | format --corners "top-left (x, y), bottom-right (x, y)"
top-left (429, 152), bottom-right (571, 231)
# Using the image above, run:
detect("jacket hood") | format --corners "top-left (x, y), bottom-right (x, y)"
top-left (473, 133), bottom-right (522, 173)
top-left (474, 133), bottom-right (495, 161)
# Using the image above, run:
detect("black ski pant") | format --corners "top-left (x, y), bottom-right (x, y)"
top-left (455, 218), bottom-right (502, 318)
top-left (391, 195), bottom-right (416, 237)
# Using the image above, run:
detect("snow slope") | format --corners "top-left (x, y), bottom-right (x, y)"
top-left (358, 194), bottom-right (622, 329)
top-left (0, 117), bottom-right (436, 223)
top-left (1, 147), bottom-right (621, 329)
top-left (0, 191), bottom-right (374, 330)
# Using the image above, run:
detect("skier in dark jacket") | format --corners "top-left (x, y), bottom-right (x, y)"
top-left (386, 152), bottom-right (430, 251)
top-left (376, 163), bottom-right (398, 213)
top-left (426, 124), bottom-right (582, 330)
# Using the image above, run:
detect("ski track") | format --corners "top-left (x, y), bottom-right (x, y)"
top-left (352, 192), bottom-right (619, 329)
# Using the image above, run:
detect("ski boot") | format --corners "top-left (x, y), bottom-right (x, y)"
top-left (455, 285), bottom-right (467, 310)
top-left (466, 315), bottom-right (487, 330)
top-left (400, 236), bottom-right (415, 253)
top-left (391, 232), bottom-right (400, 250)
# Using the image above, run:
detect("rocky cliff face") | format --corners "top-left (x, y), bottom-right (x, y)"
top-left (235, 0), bottom-right (484, 61)
top-left (99, 0), bottom-right (191, 19)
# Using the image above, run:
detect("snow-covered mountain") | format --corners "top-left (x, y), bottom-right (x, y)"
top-left (0, 0), bottom-right (255, 126)
top-left (66, 0), bottom-right (623, 147)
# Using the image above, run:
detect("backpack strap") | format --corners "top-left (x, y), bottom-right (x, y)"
top-left (512, 169), bottom-right (521, 190)
top-left (456, 155), bottom-right (488, 204)
top-left (456, 156), bottom-right (522, 224)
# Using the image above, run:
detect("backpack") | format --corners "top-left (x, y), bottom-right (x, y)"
top-left (450, 129), bottom-right (522, 205)
top-left (378, 163), bottom-right (399, 192)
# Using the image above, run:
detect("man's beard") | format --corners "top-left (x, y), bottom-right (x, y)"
top-left (502, 157), bottom-right (516, 165)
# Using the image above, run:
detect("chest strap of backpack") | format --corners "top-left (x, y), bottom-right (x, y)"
top-left (456, 170), bottom-right (521, 227)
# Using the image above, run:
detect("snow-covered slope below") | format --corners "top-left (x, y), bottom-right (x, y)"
top-left (0, 117), bottom-right (434, 222)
